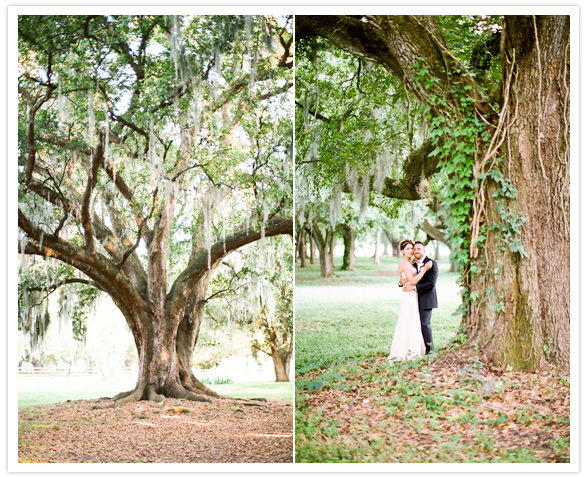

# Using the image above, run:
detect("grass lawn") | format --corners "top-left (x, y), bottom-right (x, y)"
top-left (18, 375), bottom-right (293, 408)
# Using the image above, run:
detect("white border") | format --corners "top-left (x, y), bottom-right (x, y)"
top-left (6, 3), bottom-right (582, 475)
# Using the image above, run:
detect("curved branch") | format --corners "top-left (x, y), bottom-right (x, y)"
top-left (20, 210), bottom-right (146, 325)
top-left (294, 100), bottom-right (331, 123)
top-left (166, 217), bottom-right (293, 320)
top-left (24, 278), bottom-right (103, 294)
top-left (296, 15), bottom-right (496, 121)
top-left (342, 139), bottom-right (441, 200)
top-left (117, 187), bottom-right (159, 269)
top-left (22, 82), bottom-right (57, 187)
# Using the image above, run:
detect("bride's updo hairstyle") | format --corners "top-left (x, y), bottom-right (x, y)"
top-left (400, 239), bottom-right (414, 252)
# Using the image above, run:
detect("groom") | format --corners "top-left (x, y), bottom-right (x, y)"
top-left (402, 241), bottom-right (438, 354)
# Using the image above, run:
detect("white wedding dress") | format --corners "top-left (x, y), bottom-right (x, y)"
top-left (388, 266), bottom-right (425, 361)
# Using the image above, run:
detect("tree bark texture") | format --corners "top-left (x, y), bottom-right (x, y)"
top-left (297, 229), bottom-right (308, 268)
top-left (271, 348), bottom-right (292, 382)
top-left (466, 16), bottom-right (570, 370)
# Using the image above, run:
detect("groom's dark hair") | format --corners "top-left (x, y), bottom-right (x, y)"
top-left (414, 241), bottom-right (426, 247)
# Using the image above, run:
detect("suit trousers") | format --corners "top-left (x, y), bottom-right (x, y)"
top-left (420, 308), bottom-right (434, 354)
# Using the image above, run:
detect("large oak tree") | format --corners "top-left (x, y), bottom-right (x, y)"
top-left (18, 15), bottom-right (293, 403)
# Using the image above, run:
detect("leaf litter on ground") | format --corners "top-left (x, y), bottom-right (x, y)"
top-left (295, 348), bottom-right (570, 463)
top-left (19, 397), bottom-right (293, 463)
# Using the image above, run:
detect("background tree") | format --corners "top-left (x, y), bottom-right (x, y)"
top-left (297, 15), bottom-right (570, 370)
top-left (192, 235), bottom-right (293, 381)
top-left (18, 14), bottom-right (294, 403)
top-left (249, 237), bottom-right (294, 381)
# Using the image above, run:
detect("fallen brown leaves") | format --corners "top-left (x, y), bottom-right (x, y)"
top-left (296, 350), bottom-right (570, 463)
top-left (19, 398), bottom-right (293, 463)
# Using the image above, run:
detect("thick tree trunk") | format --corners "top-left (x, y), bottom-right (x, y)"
top-left (340, 224), bottom-right (356, 271)
top-left (112, 290), bottom-right (215, 405)
top-left (466, 16), bottom-right (570, 370)
top-left (176, 274), bottom-right (221, 397)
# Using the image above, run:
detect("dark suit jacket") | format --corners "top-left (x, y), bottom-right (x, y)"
top-left (415, 257), bottom-right (438, 310)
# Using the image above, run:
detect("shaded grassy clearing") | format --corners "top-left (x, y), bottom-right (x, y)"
top-left (294, 257), bottom-right (570, 463)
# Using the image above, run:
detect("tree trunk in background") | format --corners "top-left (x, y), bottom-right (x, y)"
top-left (271, 349), bottom-right (292, 382)
top-left (312, 224), bottom-right (335, 278)
top-left (373, 229), bottom-right (381, 265)
top-left (297, 229), bottom-right (308, 268)
top-left (340, 224), bottom-right (356, 271)
top-left (465, 16), bottom-right (570, 370)
top-left (384, 231), bottom-right (400, 258)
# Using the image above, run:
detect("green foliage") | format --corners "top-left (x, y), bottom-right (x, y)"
top-left (18, 257), bottom-right (100, 360)
top-left (195, 235), bottom-right (293, 373)
top-left (416, 36), bottom-right (526, 315)
top-left (488, 168), bottom-right (529, 258)
top-left (426, 79), bottom-right (486, 301)
top-left (296, 38), bottom-right (407, 186)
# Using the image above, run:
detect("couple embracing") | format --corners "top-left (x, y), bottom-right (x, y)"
top-left (388, 240), bottom-right (438, 361)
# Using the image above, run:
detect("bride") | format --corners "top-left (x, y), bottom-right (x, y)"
top-left (387, 239), bottom-right (432, 361)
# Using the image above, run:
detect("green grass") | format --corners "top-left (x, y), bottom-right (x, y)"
top-left (18, 376), bottom-right (293, 408)
top-left (295, 256), bottom-right (462, 374)
top-left (18, 376), bottom-right (138, 408)
top-left (215, 381), bottom-right (293, 402)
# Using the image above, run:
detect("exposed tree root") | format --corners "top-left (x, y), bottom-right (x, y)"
top-left (165, 382), bottom-right (211, 402)
top-left (106, 377), bottom-right (270, 407)
top-left (109, 389), bottom-right (134, 401)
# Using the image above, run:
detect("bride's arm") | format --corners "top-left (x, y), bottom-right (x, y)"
top-left (403, 261), bottom-right (433, 285)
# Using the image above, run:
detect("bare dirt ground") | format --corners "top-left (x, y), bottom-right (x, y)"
top-left (19, 397), bottom-right (293, 463)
